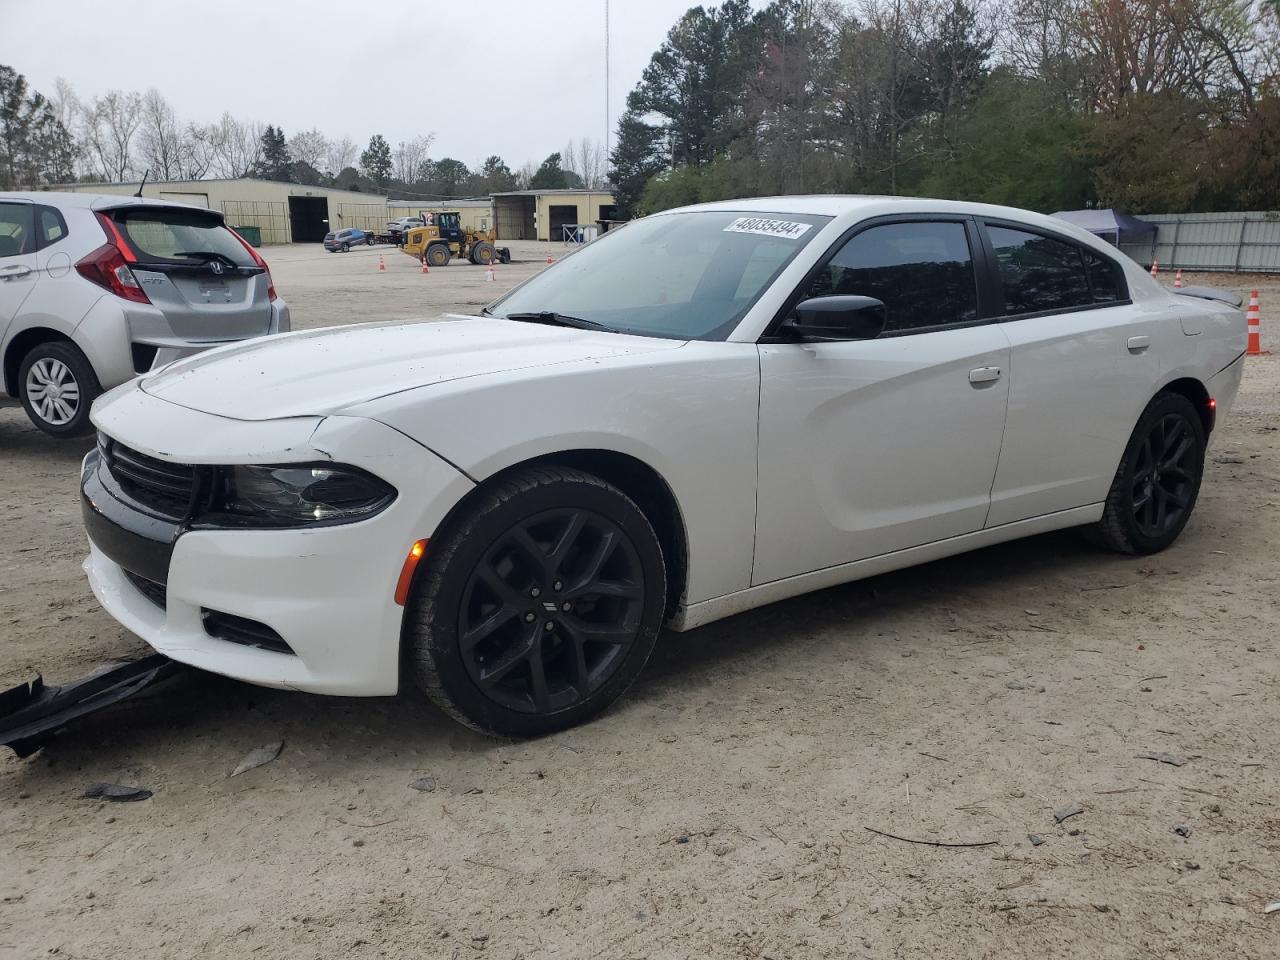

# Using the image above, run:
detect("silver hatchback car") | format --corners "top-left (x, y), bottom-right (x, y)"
top-left (0, 192), bottom-right (290, 437)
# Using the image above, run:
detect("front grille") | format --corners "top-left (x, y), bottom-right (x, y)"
top-left (99, 435), bottom-right (197, 520)
top-left (202, 610), bottom-right (295, 655)
top-left (124, 570), bottom-right (168, 609)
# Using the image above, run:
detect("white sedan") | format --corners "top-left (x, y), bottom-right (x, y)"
top-left (81, 197), bottom-right (1246, 736)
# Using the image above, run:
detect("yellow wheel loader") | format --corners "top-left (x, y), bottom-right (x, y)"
top-left (402, 212), bottom-right (511, 267)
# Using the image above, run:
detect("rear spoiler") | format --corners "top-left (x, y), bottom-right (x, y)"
top-left (1174, 286), bottom-right (1243, 308)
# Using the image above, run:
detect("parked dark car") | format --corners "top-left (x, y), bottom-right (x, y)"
top-left (323, 228), bottom-right (373, 252)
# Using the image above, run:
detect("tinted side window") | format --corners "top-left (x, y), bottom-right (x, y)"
top-left (804, 221), bottom-right (978, 333)
top-left (1085, 250), bottom-right (1124, 303)
top-left (988, 225), bottom-right (1091, 314)
top-left (0, 202), bottom-right (35, 258)
top-left (36, 206), bottom-right (68, 249)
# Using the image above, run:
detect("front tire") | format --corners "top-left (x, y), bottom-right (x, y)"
top-left (406, 466), bottom-right (666, 737)
top-left (1092, 392), bottom-right (1205, 554)
top-left (425, 243), bottom-right (451, 268)
top-left (18, 341), bottom-right (101, 438)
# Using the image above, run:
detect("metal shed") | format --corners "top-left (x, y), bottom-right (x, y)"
top-left (491, 190), bottom-right (617, 242)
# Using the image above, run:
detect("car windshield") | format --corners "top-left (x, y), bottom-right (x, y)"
top-left (491, 210), bottom-right (832, 340)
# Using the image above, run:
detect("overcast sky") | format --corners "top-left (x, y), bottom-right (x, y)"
top-left (2, 0), bottom-right (765, 171)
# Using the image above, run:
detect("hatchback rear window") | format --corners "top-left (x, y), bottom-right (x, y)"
top-left (113, 209), bottom-right (254, 267)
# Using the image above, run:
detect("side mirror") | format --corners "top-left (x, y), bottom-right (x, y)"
top-left (781, 296), bottom-right (886, 342)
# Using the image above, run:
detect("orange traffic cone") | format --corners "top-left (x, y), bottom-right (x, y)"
top-left (378, 255), bottom-right (386, 272)
top-left (421, 257), bottom-right (429, 275)
top-left (546, 255), bottom-right (554, 265)
top-left (1174, 269), bottom-right (1183, 288)
top-left (485, 261), bottom-right (495, 283)
top-left (1150, 260), bottom-right (1159, 277)
top-left (1246, 290), bottom-right (1269, 356)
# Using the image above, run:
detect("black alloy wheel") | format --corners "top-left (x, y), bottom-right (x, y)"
top-left (1092, 392), bottom-right (1205, 554)
top-left (1130, 412), bottom-right (1198, 539)
top-left (459, 508), bottom-right (644, 714)
top-left (407, 466), bottom-right (666, 737)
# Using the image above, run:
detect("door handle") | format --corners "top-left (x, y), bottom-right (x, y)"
top-left (1127, 335), bottom-right (1150, 353)
top-left (968, 366), bottom-right (1002, 384)
top-left (0, 265), bottom-right (32, 280)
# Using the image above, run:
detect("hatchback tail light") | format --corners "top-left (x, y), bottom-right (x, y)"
top-left (227, 226), bottom-right (277, 302)
top-left (75, 243), bottom-right (150, 304)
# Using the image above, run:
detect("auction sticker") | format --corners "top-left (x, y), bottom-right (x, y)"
top-left (724, 217), bottom-right (813, 240)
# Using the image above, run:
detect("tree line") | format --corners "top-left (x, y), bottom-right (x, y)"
top-left (0, 66), bottom-right (608, 199)
top-left (608, 0), bottom-right (1280, 218)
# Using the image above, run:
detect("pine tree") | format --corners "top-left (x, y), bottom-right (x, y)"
top-left (254, 124), bottom-right (292, 181)
top-left (0, 65), bottom-right (76, 189)
top-left (360, 134), bottom-right (392, 189)
top-left (608, 106), bottom-right (666, 219)
top-left (529, 152), bottom-right (568, 190)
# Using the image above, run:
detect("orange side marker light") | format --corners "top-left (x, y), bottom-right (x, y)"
top-left (394, 539), bottom-right (429, 605)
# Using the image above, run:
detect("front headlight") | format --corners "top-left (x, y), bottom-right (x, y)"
top-left (199, 463), bottom-right (396, 528)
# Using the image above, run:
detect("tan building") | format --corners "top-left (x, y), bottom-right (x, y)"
top-left (56, 178), bottom-right (619, 244)
top-left (492, 190), bottom-right (618, 242)
top-left (57, 177), bottom-right (393, 244)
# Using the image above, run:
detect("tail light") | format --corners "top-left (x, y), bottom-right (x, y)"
top-left (76, 211), bottom-right (149, 304)
top-left (226, 226), bottom-right (277, 302)
top-left (75, 245), bottom-right (150, 304)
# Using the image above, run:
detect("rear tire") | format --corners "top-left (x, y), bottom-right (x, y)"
top-left (18, 341), bottom-right (101, 439)
top-left (426, 243), bottom-right (451, 268)
top-left (341, 242), bottom-right (350, 253)
top-left (406, 466), bottom-right (666, 737)
top-left (1091, 392), bottom-right (1205, 554)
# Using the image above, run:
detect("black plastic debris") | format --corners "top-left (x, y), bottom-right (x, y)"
top-left (0, 655), bottom-right (179, 758)
top-left (1054, 804), bottom-right (1085, 824)
top-left (83, 782), bottom-right (152, 802)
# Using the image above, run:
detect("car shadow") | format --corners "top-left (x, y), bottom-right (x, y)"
top-left (8, 525), bottom-right (1165, 783)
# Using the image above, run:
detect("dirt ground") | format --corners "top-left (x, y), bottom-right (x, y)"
top-left (2, 252), bottom-right (1279, 960)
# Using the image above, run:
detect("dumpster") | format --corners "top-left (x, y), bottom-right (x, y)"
top-left (233, 225), bottom-right (262, 246)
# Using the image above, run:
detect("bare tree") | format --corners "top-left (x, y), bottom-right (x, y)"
top-left (323, 135), bottom-right (358, 175)
top-left (138, 89), bottom-right (182, 180)
top-left (209, 112), bottom-right (263, 179)
top-left (563, 137), bottom-right (607, 188)
top-left (178, 123), bottom-right (216, 180)
top-left (288, 128), bottom-right (328, 169)
top-left (80, 90), bottom-right (143, 181)
top-left (393, 134), bottom-right (435, 183)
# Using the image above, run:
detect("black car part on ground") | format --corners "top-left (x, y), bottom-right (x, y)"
top-left (0, 654), bottom-right (180, 758)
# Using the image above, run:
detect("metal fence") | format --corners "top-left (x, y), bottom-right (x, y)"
top-left (1118, 211), bottom-right (1280, 274)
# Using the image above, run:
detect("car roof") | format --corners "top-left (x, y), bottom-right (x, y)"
top-left (0, 191), bottom-right (219, 215)
top-left (660, 194), bottom-right (1118, 253)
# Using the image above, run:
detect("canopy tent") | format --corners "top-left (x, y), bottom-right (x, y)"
top-left (1050, 209), bottom-right (1157, 246)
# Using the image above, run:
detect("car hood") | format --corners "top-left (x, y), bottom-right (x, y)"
top-left (139, 315), bottom-right (684, 420)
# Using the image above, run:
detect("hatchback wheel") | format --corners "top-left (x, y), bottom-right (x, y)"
top-left (1092, 392), bottom-right (1205, 554)
top-left (406, 466), bottom-right (666, 737)
top-left (18, 341), bottom-right (101, 438)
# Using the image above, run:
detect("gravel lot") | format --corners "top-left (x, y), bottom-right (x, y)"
top-left (2, 248), bottom-right (1278, 959)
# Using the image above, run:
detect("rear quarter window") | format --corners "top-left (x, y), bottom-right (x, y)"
top-left (36, 206), bottom-right (68, 249)
top-left (987, 225), bottom-right (1093, 315)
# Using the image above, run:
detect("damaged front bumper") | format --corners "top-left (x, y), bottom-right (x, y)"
top-left (0, 654), bottom-right (180, 757)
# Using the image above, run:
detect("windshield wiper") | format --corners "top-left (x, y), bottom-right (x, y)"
top-left (174, 251), bottom-right (240, 268)
top-left (501, 311), bottom-right (608, 331)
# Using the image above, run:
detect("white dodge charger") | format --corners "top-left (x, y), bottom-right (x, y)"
top-left (81, 197), bottom-right (1246, 736)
